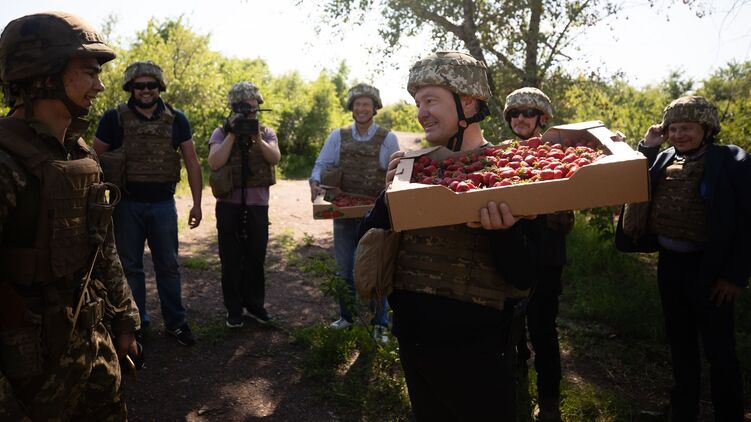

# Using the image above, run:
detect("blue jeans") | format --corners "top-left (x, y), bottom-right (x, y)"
top-left (113, 198), bottom-right (186, 331)
top-left (333, 218), bottom-right (389, 326)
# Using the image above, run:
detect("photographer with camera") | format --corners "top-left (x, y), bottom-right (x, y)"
top-left (208, 82), bottom-right (280, 328)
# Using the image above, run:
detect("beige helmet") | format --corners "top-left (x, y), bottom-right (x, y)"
top-left (503, 87), bottom-right (553, 121)
top-left (228, 81), bottom-right (264, 106)
top-left (346, 83), bottom-right (382, 110)
top-left (407, 51), bottom-right (492, 101)
top-left (661, 95), bottom-right (720, 136)
top-left (122, 61), bottom-right (166, 91)
top-left (0, 12), bottom-right (115, 83)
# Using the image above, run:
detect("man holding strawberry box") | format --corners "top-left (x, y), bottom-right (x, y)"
top-left (358, 51), bottom-right (545, 420)
top-left (504, 87), bottom-right (571, 422)
top-left (309, 83), bottom-right (400, 340)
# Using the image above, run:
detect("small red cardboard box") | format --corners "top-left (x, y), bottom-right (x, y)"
top-left (385, 121), bottom-right (649, 231)
top-left (312, 187), bottom-right (376, 220)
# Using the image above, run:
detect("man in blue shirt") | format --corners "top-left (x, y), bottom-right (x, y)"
top-left (309, 83), bottom-right (400, 341)
top-left (94, 61), bottom-right (203, 346)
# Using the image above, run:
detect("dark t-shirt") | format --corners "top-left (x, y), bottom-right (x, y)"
top-left (95, 98), bottom-right (192, 202)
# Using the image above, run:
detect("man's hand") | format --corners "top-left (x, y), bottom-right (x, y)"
top-left (310, 180), bottom-right (323, 202)
top-left (643, 124), bottom-right (666, 147)
top-left (188, 206), bottom-right (202, 229)
top-left (467, 201), bottom-right (531, 230)
top-left (709, 278), bottom-right (742, 306)
top-left (115, 332), bottom-right (139, 361)
top-left (385, 151), bottom-right (406, 187)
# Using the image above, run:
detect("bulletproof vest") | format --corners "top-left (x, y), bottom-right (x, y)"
top-left (118, 103), bottom-right (182, 183)
top-left (649, 154), bottom-right (709, 243)
top-left (228, 128), bottom-right (276, 188)
top-left (393, 224), bottom-right (528, 310)
top-left (0, 118), bottom-right (100, 286)
top-left (339, 126), bottom-right (388, 197)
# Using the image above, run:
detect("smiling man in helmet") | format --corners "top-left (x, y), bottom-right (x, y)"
top-left (309, 83), bottom-right (400, 342)
top-left (0, 12), bottom-right (140, 421)
top-left (93, 60), bottom-right (203, 347)
top-left (616, 96), bottom-right (751, 420)
top-left (358, 51), bottom-right (544, 420)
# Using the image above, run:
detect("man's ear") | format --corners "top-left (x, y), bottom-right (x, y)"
top-left (460, 95), bottom-right (478, 115)
top-left (539, 115), bottom-right (549, 126)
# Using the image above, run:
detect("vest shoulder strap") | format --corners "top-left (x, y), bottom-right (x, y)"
top-left (0, 118), bottom-right (48, 176)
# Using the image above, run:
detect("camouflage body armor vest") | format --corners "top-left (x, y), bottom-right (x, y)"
top-left (339, 126), bottom-right (388, 197)
top-left (649, 154), bottom-right (709, 243)
top-left (119, 103), bottom-right (181, 183)
top-left (393, 224), bottom-right (528, 310)
top-left (228, 128), bottom-right (276, 188)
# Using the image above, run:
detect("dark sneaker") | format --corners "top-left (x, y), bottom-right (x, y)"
top-left (169, 323), bottom-right (196, 346)
top-left (226, 314), bottom-right (244, 328)
top-left (243, 307), bottom-right (273, 324)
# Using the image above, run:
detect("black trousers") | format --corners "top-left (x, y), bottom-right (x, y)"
top-left (657, 248), bottom-right (744, 422)
top-left (216, 202), bottom-right (269, 317)
top-left (518, 265), bottom-right (563, 400)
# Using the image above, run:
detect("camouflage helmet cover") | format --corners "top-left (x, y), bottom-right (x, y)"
top-left (661, 95), bottom-right (720, 135)
top-left (228, 81), bottom-right (264, 106)
top-left (346, 83), bottom-right (382, 110)
top-left (0, 11), bottom-right (115, 83)
top-left (122, 61), bottom-right (166, 91)
top-left (407, 51), bottom-right (492, 101)
top-left (503, 87), bottom-right (553, 120)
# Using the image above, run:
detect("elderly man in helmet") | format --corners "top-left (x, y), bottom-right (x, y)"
top-left (0, 12), bottom-right (140, 421)
top-left (207, 82), bottom-right (280, 328)
top-left (616, 96), bottom-right (751, 420)
top-left (93, 61), bottom-right (203, 347)
top-left (358, 51), bottom-right (544, 420)
top-left (309, 83), bottom-right (400, 341)
top-left (504, 87), bottom-right (570, 422)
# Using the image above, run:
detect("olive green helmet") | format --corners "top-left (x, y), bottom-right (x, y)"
top-left (661, 95), bottom-right (720, 136)
top-left (122, 61), bottom-right (166, 91)
top-left (407, 51), bottom-right (492, 101)
top-left (228, 81), bottom-right (264, 107)
top-left (346, 83), bottom-right (382, 110)
top-left (503, 87), bottom-right (553, 121)
top-left (0, 11), bottom-right (115, 83)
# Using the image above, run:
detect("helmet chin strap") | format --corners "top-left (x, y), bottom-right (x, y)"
top-left (51, 74), bottom-right (89, 118)
top-left (446, 93), bottom-right (489, 152)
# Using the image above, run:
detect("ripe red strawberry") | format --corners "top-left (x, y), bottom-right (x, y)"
top-left (525, 137), bottom-right (542, 148)
top-left (467, 172), bottom-right (485, 186)
top-left (455, 181), bottom-right (470, 192)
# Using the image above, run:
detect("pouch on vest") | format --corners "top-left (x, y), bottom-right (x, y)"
top-left (88, 182), bottom-right (121, 245)
top-left (210, 165), bottom-right (233, 199)
top-left (321, 167), bottom-right (342, 188)
top-left (622, 201), bottom-right (650, 240)
top-left (99, 149), bottom-right (126, 188)
top-left (354, 228), bottom-right (401, 301)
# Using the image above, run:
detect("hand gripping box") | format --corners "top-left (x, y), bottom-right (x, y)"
top-left (385, 121), bottom-right (649, 231)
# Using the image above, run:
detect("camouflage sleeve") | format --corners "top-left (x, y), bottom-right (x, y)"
top-left (0, 376), bottom-right (27, 421)
top-left (91, 222), bottom-right (140, 335)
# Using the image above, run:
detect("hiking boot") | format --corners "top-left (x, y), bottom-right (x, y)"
top-left (226, 314), bottom-right (244, 328)
top-left (329, 318), bottom-right (353, 330)
top-left (244, 307), bottom-right (273, 324)
top-left (372, 325), bottom-right (389, 344)
top-left (169, 323), bottom-right (196, 346)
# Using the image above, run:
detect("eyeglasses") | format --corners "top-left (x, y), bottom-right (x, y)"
top-left (132, 82), bottom-right (160, 91)
top-left (508, 109), bottom-right (541, 118)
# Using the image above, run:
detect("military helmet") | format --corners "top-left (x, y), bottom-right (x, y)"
top-left (503, 87), bottom-right (553, 121)
top-left (407, 51), bottom-right (492, 101)
top-left (228, 81), bottom-right (264, 106)
top-left (122, 61), bottom-right (166, 91)
top-left (661, 95), bottom-right (720, 135)
top-left (346, 83), bottom-right (382, 110)
top-left (0, 11), bottom-right (115, 83)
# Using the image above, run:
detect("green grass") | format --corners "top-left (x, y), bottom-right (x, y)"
top-left (181, 256), bottom-right (213, 271)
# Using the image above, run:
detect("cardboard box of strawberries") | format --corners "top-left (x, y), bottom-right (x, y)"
top-left (386, 121), bottom-right (649, 231)
top-left (312, 186), bottom-right (377, 220)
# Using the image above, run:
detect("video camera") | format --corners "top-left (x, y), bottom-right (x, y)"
top-left (228, 102), bottom-right (272, 137)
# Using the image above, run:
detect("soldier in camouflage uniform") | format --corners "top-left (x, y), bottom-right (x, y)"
top-left (93, 61), bottom-right (203, 346)
top-left (207, 82), bottom-right (281, 327)
top-left (309, 83), bottom-right (400, 340)
top-left (616, 96), bottom-right (751, 421)
top-left (359, 51), bottom-right (545, 420)
top-left (0, 12), bottom-right (140, 421)
top-left (505, 87), bottom-right (570, 422)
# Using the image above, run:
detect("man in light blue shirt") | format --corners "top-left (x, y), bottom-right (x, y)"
top-left (309, 83), bottom-right (400, 341)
